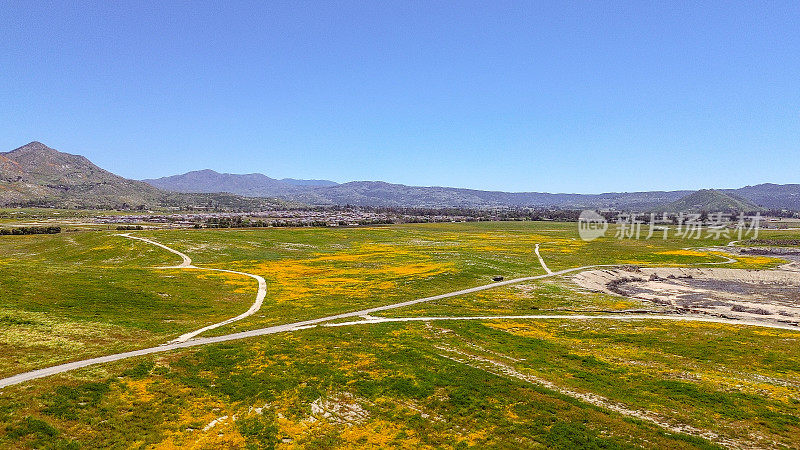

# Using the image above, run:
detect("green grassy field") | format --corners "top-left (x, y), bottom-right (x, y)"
top-left (0, 232), bottom-right (258, 377)
top-left (0, 221), bottom-right (798, 448)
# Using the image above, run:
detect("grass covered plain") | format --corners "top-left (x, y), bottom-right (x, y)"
top-left (0, 232), bottom-right (256, 377)
top-left (0, 221), bottom-right (798, 448)
top-left (1, 323), bottom-right (729, 449)
top-left (125, 222), bottom-right (782, 335)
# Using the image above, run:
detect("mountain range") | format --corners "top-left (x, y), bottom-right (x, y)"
top-left (143, 169), bottom-right (337, 198)
top-left (0, 141), bottom-right (163, 208)
top-left (0, 142), bottom-right (283, 210)
top-left (145, 169), bottom-right (697, 209)
top-left (147, 168), bottom-right (799, 211)
top-left (2, 142), bottom-right (799, 211)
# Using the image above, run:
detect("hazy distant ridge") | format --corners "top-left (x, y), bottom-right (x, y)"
top-left (2, 142), bottom-right (799, 211)
top-left (0, 143), bottom-right (284, 210)
top-left (143, 168), bottom-right (799, 210)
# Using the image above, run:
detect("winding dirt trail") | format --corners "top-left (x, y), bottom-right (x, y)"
top-left (117, 234), bottom-right (267, 343)
top-left (534, 243), bottom-right (552, 274)
top-left (119, 234), bottom-right (193, 268)
top-left (2, 238), bottom-right (797, 390)
top-left (0, 263), bottom-right (610, 389)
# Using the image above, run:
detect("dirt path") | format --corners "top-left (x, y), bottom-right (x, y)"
top-left (0, 263), bottom-right (614, 389)
top-left (319, 313), bottom-right (800, 331)
top-left (119, 233), bottom-right (193, 268)
top-left (5, 275), bottom-right (799, 390)
top-left (2, 239), bottom-right (796, 389)
top-left (535, 243), bottom-right (552, 274)
top-left (172, 267), bottom-right (267, 342)
top-left (4, 309), bottom-right (797, 390)
top-left (117, 234), bottom-right (267, 343)
top-left (433, 344), bottom-right (744, 448)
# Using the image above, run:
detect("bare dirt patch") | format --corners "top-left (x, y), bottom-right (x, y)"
top-left (573, 267), bottom-right (800, 328)
top-left (308, 392), bottom-right (369, 424)
top-left (734, 246), bottom-right (800, 271)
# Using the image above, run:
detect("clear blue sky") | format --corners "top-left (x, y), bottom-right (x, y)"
top-left (2, 1), bottom-right (798, 193)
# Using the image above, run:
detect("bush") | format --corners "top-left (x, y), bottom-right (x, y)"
top-left (0, 226), bottom-right (61, 236)
top-left (237, 416), bottom-right (280, 449)
top-left (115, 225), bottom-right (144, 230)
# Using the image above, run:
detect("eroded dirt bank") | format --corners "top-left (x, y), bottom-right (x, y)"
top-left (573, 266), bottom-right (800, 327)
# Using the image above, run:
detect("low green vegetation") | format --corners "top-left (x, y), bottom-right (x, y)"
top-left (0, 220), bottom-right (798, 448)
top-left (437, 319), bottom-right (800, 447)
top-left (376, 278), bottom-right (651, 318)
top-left (0, 232), bottom-right (255, 377)
top-left (0, 323), bottom-right (729, 449)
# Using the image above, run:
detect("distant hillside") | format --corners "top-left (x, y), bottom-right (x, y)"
top-left (144, 170), bottom-right (338, 196)
top-left (282, 182), bottom-right (799, 210)
top-left (144, 169), bottom-right (301, 197)
top-left (724, 184), bottom-right (800, 210)
top-left (280, 178), bottom-right (338, 187)
top-left (0, 142), bottom-right (286, 210)
top-left (0, 142), bottom-right (164, 208)
top-left (141, 167), bottom-right (800, 210)
top-left (657, 189), bottom-right (763, 213)
top-left (286, 181), bottom-right (692, 209)
top-left (145, 171), bottom-right (693, 209)
top-left (4, 141), bottom-right (798, 211)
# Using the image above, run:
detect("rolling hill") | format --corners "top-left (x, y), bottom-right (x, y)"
top-left (145, 168), bottom-right (800, 210)
top-left (145, 170), bottom-right (694, 209)
top-left (725, 184), bottom-right (800, 210)
top-left (0, 142), bottom-right (164, 208)
top-left (656, 189), bottom-right (763, 213)
top-left (3, 141), bottom-right (799, 211)
top-left (0, 142), bottom-right (285, 210)
top-left (144, 169), bottom-right (305, 197)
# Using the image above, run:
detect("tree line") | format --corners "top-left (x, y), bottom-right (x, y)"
top-left (201, 217), bottom-right (394, 228)
top-left (0, 226), bottom-right (61, 236)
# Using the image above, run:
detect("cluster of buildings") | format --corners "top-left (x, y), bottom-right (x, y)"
top-left (91, 208), bottom-right (480, 228)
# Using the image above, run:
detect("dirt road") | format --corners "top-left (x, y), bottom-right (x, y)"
top-left (1, 238), bottom-right (796, 389)
top-left (118, 234), bottom-right (267, 342)
top-left (0, 262), bottom-right (610, 388)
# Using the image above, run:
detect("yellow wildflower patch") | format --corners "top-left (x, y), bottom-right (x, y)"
top-left (339, 419), bottom-right (424, 447)
top-left (195, 271), bottom-right (256, 294)
top-left (656, 249), bottom-right (709, 257)
top-left (251, 252), bottom-right (453, 304)
top-left (728, 254), bottom-right (783, 268)
top-left (122, 378), bottom-right (156, 403)
top-left (485, 321), bottom-right (557, 341)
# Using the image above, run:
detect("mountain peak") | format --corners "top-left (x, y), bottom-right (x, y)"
top-left (1, 141), bottom-right (162, 208)
top-left (8, 141), bottom-right (56, 155)
top-left (658, 189), bottom-right (762, 213)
